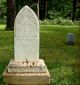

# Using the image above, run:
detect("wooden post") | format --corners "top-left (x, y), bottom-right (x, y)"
top-left (37, 0), bottom-right (39, 19)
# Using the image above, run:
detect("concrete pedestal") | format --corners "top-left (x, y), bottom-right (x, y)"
top-left (3, 59), bottom-right (50, 85)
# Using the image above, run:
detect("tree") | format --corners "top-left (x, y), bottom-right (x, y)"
top-left (44, 0), bottom-right (48, 19)
top-left (72, 0), bottom-right (77, 21)
top-left (36, 0), bottom-right (39, 18)
top-left (0, 0), bottom-right (80, 23)
top-left (39, 0), bottom-right (48, 20)
top-left (6, 0), bottom-right (16, 30)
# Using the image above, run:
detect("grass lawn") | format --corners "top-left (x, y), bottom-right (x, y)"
top-left (0, 25), bottom-right (80, 85)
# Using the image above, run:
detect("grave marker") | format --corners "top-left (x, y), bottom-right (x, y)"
top-left (67, 33), bottom-right (74, 45)
top-left (3, 5), bottom-right (50, 85)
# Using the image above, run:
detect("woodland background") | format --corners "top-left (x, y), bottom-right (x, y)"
top-left (0, 0), bottom-right (80, 30)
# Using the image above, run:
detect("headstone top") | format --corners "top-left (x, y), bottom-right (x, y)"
top-left (14, 5), bottom-right (39, 62)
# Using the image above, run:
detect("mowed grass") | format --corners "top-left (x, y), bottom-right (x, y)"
top-left (0, 30), bottom-right (14, 84)
top-left (0, 25), bottom-right (80, 85)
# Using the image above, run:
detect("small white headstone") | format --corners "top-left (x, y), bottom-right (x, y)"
top-left (14, 6), bottom-right (39, 61)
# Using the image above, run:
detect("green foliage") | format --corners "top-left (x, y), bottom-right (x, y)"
top-left (0, 0), bottom-right (7, 23)
top-left (40, 19), bottom-right (50, 25)
top-left (52, 17), bottom-right (74, 25)
top-left (47, 0), bottom-right (73, 19)
top-left (0, 25), bottom-right (6, 30)
top-left (0, 0), bottom-right (80, 23)
top-left (47, 10), bottom-right (61, 19)
top-left (60, 18), bottom-right (74, 25)
top-left (74, 21), bottom-right (80, 26)
top-left (0, 20), bottom-right (6, 24)
top-left (16, 0), bottom-right (37, 15)
top-left (40, 18), bottom-right (80, 26)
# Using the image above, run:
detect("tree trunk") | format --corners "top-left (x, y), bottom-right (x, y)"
top-left (36, 0), bottom-right (39, 19)
top-left (45, 0), bottom-right (47, 19)
top-left (72, 0), bottom-right (77, 21)
top-left (63, 0), bottom-right (65, 15)
top-left (6, 0), bottom-right (16, 30)
top-left (39, 0), bottom-right (47, 20)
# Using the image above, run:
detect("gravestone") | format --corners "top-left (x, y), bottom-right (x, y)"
top-left (14, 6), bottom-right (39, 61)
top-left (3, 5), bottom-right (50, 85)
top-left (67, 33), bottom-right (74, 45)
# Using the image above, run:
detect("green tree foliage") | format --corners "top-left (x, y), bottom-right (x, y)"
top-left (15, 0), bottom-right (38, 16)
top-left (0, 0), bottom-right (7, 24)
top-left (40, 0), bottom-right (80, 20)
top-left (47, 0), bottom-right (73, 19)
top-left (0, 0), bottom-right (80, 25)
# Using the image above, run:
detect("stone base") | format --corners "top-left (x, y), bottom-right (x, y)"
top-left (3, 59), bottom-right (50, 85)
top-left (8, 59), bottom-right (46, 73)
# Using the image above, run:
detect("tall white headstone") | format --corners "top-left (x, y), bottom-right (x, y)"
top-left (14, 6), bottom-right (39, 61)
top-left (3, 5), bottom-right (50, 85)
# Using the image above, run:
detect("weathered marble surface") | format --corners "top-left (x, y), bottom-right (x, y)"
top-left (3, 5), bottom-right (50, 85)
top-left (14, 5), bottom-right (39, 61)
top-left (8, 59), bottom-right (46, 73)
top-left (3, 67), bottom-right (50, 85)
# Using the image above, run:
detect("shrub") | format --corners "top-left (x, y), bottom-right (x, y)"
top-left (40, 17), bottom-right (80, 26)
top-left (40, 19), bottom-right (51, 25)
top-left (60, 19), bottom-right (74, 26)
top-left (0, 20), bottom-right (6, 24)
top-left (47, 10), bottom-right (60, 20)
top-left (74, 21), bottom-right (80, 26)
